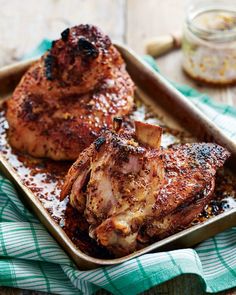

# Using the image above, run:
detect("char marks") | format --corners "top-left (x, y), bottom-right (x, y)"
top-left (6, 24), bottom-right (134, 160)
top-left (61, 122), bottom-right (230, 257)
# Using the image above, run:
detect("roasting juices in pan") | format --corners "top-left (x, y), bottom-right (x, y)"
top-left (60, 120), bottom-right (229, 257)
top-left (1, 24), bottom-right (236, 259)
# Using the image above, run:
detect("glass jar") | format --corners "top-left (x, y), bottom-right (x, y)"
top-left (182, 0), bottom-right (236, 85)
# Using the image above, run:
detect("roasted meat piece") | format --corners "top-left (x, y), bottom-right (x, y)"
top-left (61, 122), bottom-right (164, 255)
top-left (138, 144), bottom-right (224, 242)
top-left (6, 24), bottom-right (134, 160)
top-left (61, 121), bottom-right (230, 257)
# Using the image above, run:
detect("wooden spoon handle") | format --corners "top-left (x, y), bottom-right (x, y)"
top-left (146, 32), bottom-right (182, 57)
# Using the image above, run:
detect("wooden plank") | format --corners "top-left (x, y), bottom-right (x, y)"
top-left (126, 0), bottom-right (236, 106)
top-left (126, 0), bottom-right (185, 54)
top-left (155, 50), bottom-right (236, 106)
top-left (0, 0), bottom-right (125, 67)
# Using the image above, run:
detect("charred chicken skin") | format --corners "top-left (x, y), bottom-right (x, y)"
top-left (61, 121), bottom-right (230, 257)
top-left (6, 24), bottom-right (134, 160)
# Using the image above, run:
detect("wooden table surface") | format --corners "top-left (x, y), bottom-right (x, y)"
top-left (0, 0), bottom-right (235, 294)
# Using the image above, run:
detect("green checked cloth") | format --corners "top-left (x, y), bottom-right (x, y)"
top-left (0, 41), bottom-right (236, 295)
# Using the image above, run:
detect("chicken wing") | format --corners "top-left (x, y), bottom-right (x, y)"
top-left (6, 24), bottom-right (134, 160)
top-left (61, 121), bottom-right (230, 257)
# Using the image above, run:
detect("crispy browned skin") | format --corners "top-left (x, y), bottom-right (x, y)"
top-left (61, 122), bottom-right (230, 257)
top-left (139, 144), bottom-right (227, 242)
top-left (6, 24), bottom-right (134, 160)
top-left (61, 122), bottom-right (164, 255)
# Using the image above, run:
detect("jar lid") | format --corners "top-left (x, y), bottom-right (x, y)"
top-left (186, 1), bottom-right (236, 42)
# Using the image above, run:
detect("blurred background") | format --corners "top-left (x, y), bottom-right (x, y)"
top-left (0, 0), bottom-right (184, 61)
top-left (0, 0), bottom-right (186, 85)
top-left (1, 0), bottom-right (235, 105)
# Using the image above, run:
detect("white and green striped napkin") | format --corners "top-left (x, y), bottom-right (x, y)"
top-left (1, 174), bottom-right (236, 295)
top-left (0, 44), bottom-right (236, 295)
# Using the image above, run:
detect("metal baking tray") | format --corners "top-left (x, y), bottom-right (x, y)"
top-left (0, 44), bottom-right (236, 270)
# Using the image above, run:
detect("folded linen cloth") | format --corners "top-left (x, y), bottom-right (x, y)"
top-left (0, 41), bottom-right (236, 295)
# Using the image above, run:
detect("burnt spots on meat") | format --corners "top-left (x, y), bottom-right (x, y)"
top-left (212, 145), bottom-right (230, 164)
top-left (78, 38), bottom-right (99, 59)
top-left (77, 24), bottom-right (91, 36)
top-left (20, 100), bottom-right (36, 121)
top-left (112, 138), bottom-right (145, 164)
top-left (210, 200), bottom-right (220, 215)
top-left (31, 67), bottom-right (40, 80)
top-left (41, 129), bottom-right (50, 136)
top-left (44, 54), bottom-right (57, 81)
top-left (94, 137), bottom-right (106, 151)
top-left (194, 145), bottom-right (212, 164)
top-left (115, 149), bottom-right (130, 164)
top-left (51, 40), bottom-right (56, 48)
top-left (190, 144), bottom-right (228, 167)
top-left (76, 24), bottom-right (111, 49)
top-left (20, 96), bottom-right (46, 122)
top-left (61, 28), bottom-right (70, 42)
top-left (113, 117), bottom-right (123, 132)
top-left (103, 34), bottom-right (112, 50)
top-left (181, 144), bottom-right (211, 168)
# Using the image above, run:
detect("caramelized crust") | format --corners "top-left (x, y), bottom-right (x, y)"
top-left (6, 24), bottom-right (134, 160)
top-left (61, 126), bottom-right (165, 255)
top-left (153, 143), bottom-right (228, 218)
top-left (140, 144), bottom-right (228, 242)
top-left (61, 122), bottom-right (230, 257)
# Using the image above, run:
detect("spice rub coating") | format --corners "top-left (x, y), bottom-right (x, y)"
top-left (140, 143), bottom-right (229, 242)
top-left (6, 24), bottom-right (134, 160)
top-left (61, 121), bottom-right (230, 257)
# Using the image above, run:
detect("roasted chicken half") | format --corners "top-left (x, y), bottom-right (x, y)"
top-left (6, 24), bottom-right (134, 160)
top-left (61, 121), bottom-right (230, 257)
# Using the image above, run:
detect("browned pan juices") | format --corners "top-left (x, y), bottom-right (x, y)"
top-left (0, 104), bottom-right (111, 259)
top-left (1, 93), bottom-right (236, 259)
top-left (0, 47), bottom-right (236, 268)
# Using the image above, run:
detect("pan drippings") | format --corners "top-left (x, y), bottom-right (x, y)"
top-left (0, 101), bottom-right (235, 258)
